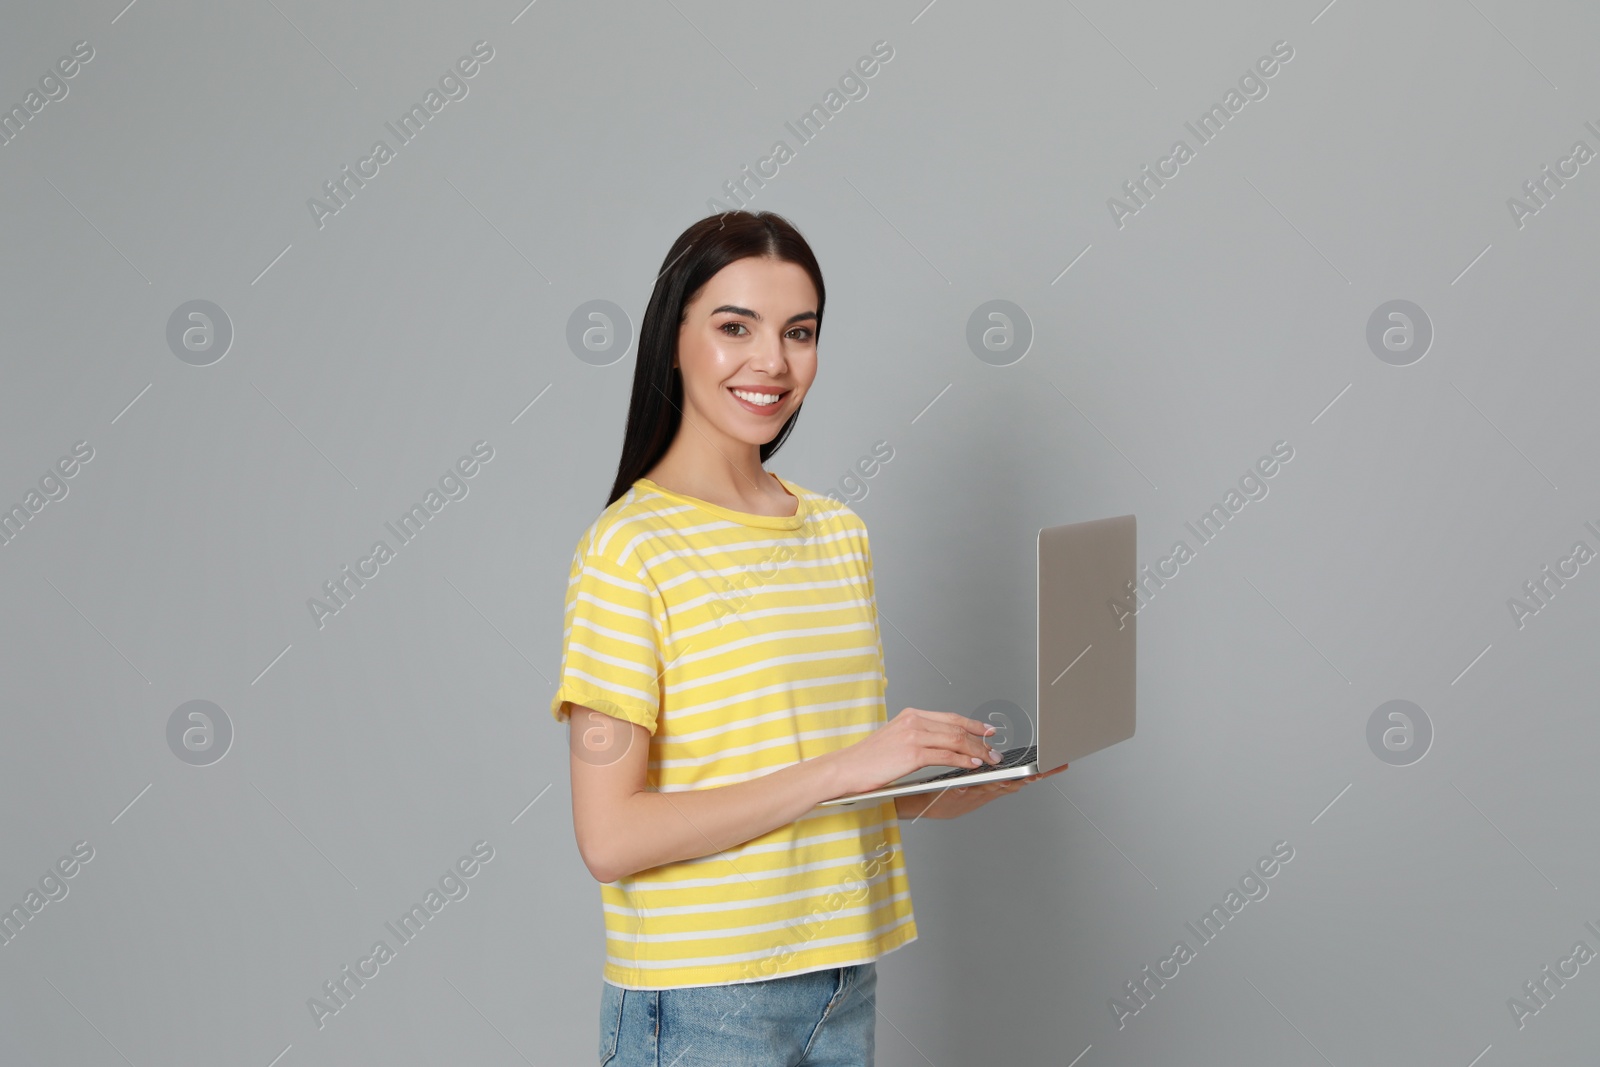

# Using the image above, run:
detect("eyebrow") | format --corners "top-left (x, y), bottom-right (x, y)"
top-left (709, 305), bottom-right (818, 327)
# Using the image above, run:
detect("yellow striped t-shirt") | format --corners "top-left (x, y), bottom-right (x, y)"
top-left (550, 471), bottom-right (918, 989)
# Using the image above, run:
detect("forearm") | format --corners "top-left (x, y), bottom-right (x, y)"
top-left (598, 752), bottom-right (846, 881)
top-left (894, 793), bottom-right (933, 820)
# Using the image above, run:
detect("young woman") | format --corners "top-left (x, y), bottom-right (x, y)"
top-left (551, 210), bottom-right (1066, 1066)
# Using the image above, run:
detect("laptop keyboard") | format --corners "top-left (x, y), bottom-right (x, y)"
top-left (911, 745), bottom-right (1037, 786)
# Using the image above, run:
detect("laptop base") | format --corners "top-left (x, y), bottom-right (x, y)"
top-left (818, 746), bottom-right (1042, 808)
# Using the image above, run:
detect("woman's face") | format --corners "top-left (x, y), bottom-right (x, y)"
top-left (675, 255), bottom-right (818, 449)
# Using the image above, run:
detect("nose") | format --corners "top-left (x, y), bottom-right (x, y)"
top-left (748, 330), bottom-right (788, 374)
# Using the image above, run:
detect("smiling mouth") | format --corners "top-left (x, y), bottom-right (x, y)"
top-left (728, 386), bottom-right (790, 411)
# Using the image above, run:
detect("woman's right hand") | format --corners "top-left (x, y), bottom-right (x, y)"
top-left (823, 707), bottom-right (1001, 797)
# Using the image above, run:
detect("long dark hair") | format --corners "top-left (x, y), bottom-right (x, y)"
top-left (606, 210), bottom-right (826, 508)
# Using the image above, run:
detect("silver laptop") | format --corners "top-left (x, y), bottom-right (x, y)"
top-left (818, 514), bottom-right (1136, 808)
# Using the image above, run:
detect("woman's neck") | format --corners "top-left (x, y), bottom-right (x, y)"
top-left (643, 455), bottom-right (796, 517)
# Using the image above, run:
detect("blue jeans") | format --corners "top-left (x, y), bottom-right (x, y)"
top-left (598, 962), bottom-right (877, 1066)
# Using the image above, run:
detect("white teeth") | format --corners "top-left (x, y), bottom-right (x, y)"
top-left (731, 388), bottom-right (782, 405)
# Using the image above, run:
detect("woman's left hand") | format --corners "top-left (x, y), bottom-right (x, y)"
top-left (894, 764), bottom-right (1068, 821)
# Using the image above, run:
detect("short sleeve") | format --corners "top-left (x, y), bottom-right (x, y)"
top-left (550, 542), bottom-right (664, 734)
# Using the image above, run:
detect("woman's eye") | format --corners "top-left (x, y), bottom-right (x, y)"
top-left (718, 322), bottom-right (812, 340)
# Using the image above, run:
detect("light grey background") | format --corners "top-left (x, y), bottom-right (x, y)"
top-left (3, 0), bottom-right (1597, 1064)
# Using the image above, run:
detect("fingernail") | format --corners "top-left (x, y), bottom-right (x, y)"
top-left (984, 725), bottom-right (995, 735)
top-left (988, 747), bottom-right (1000, 761)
